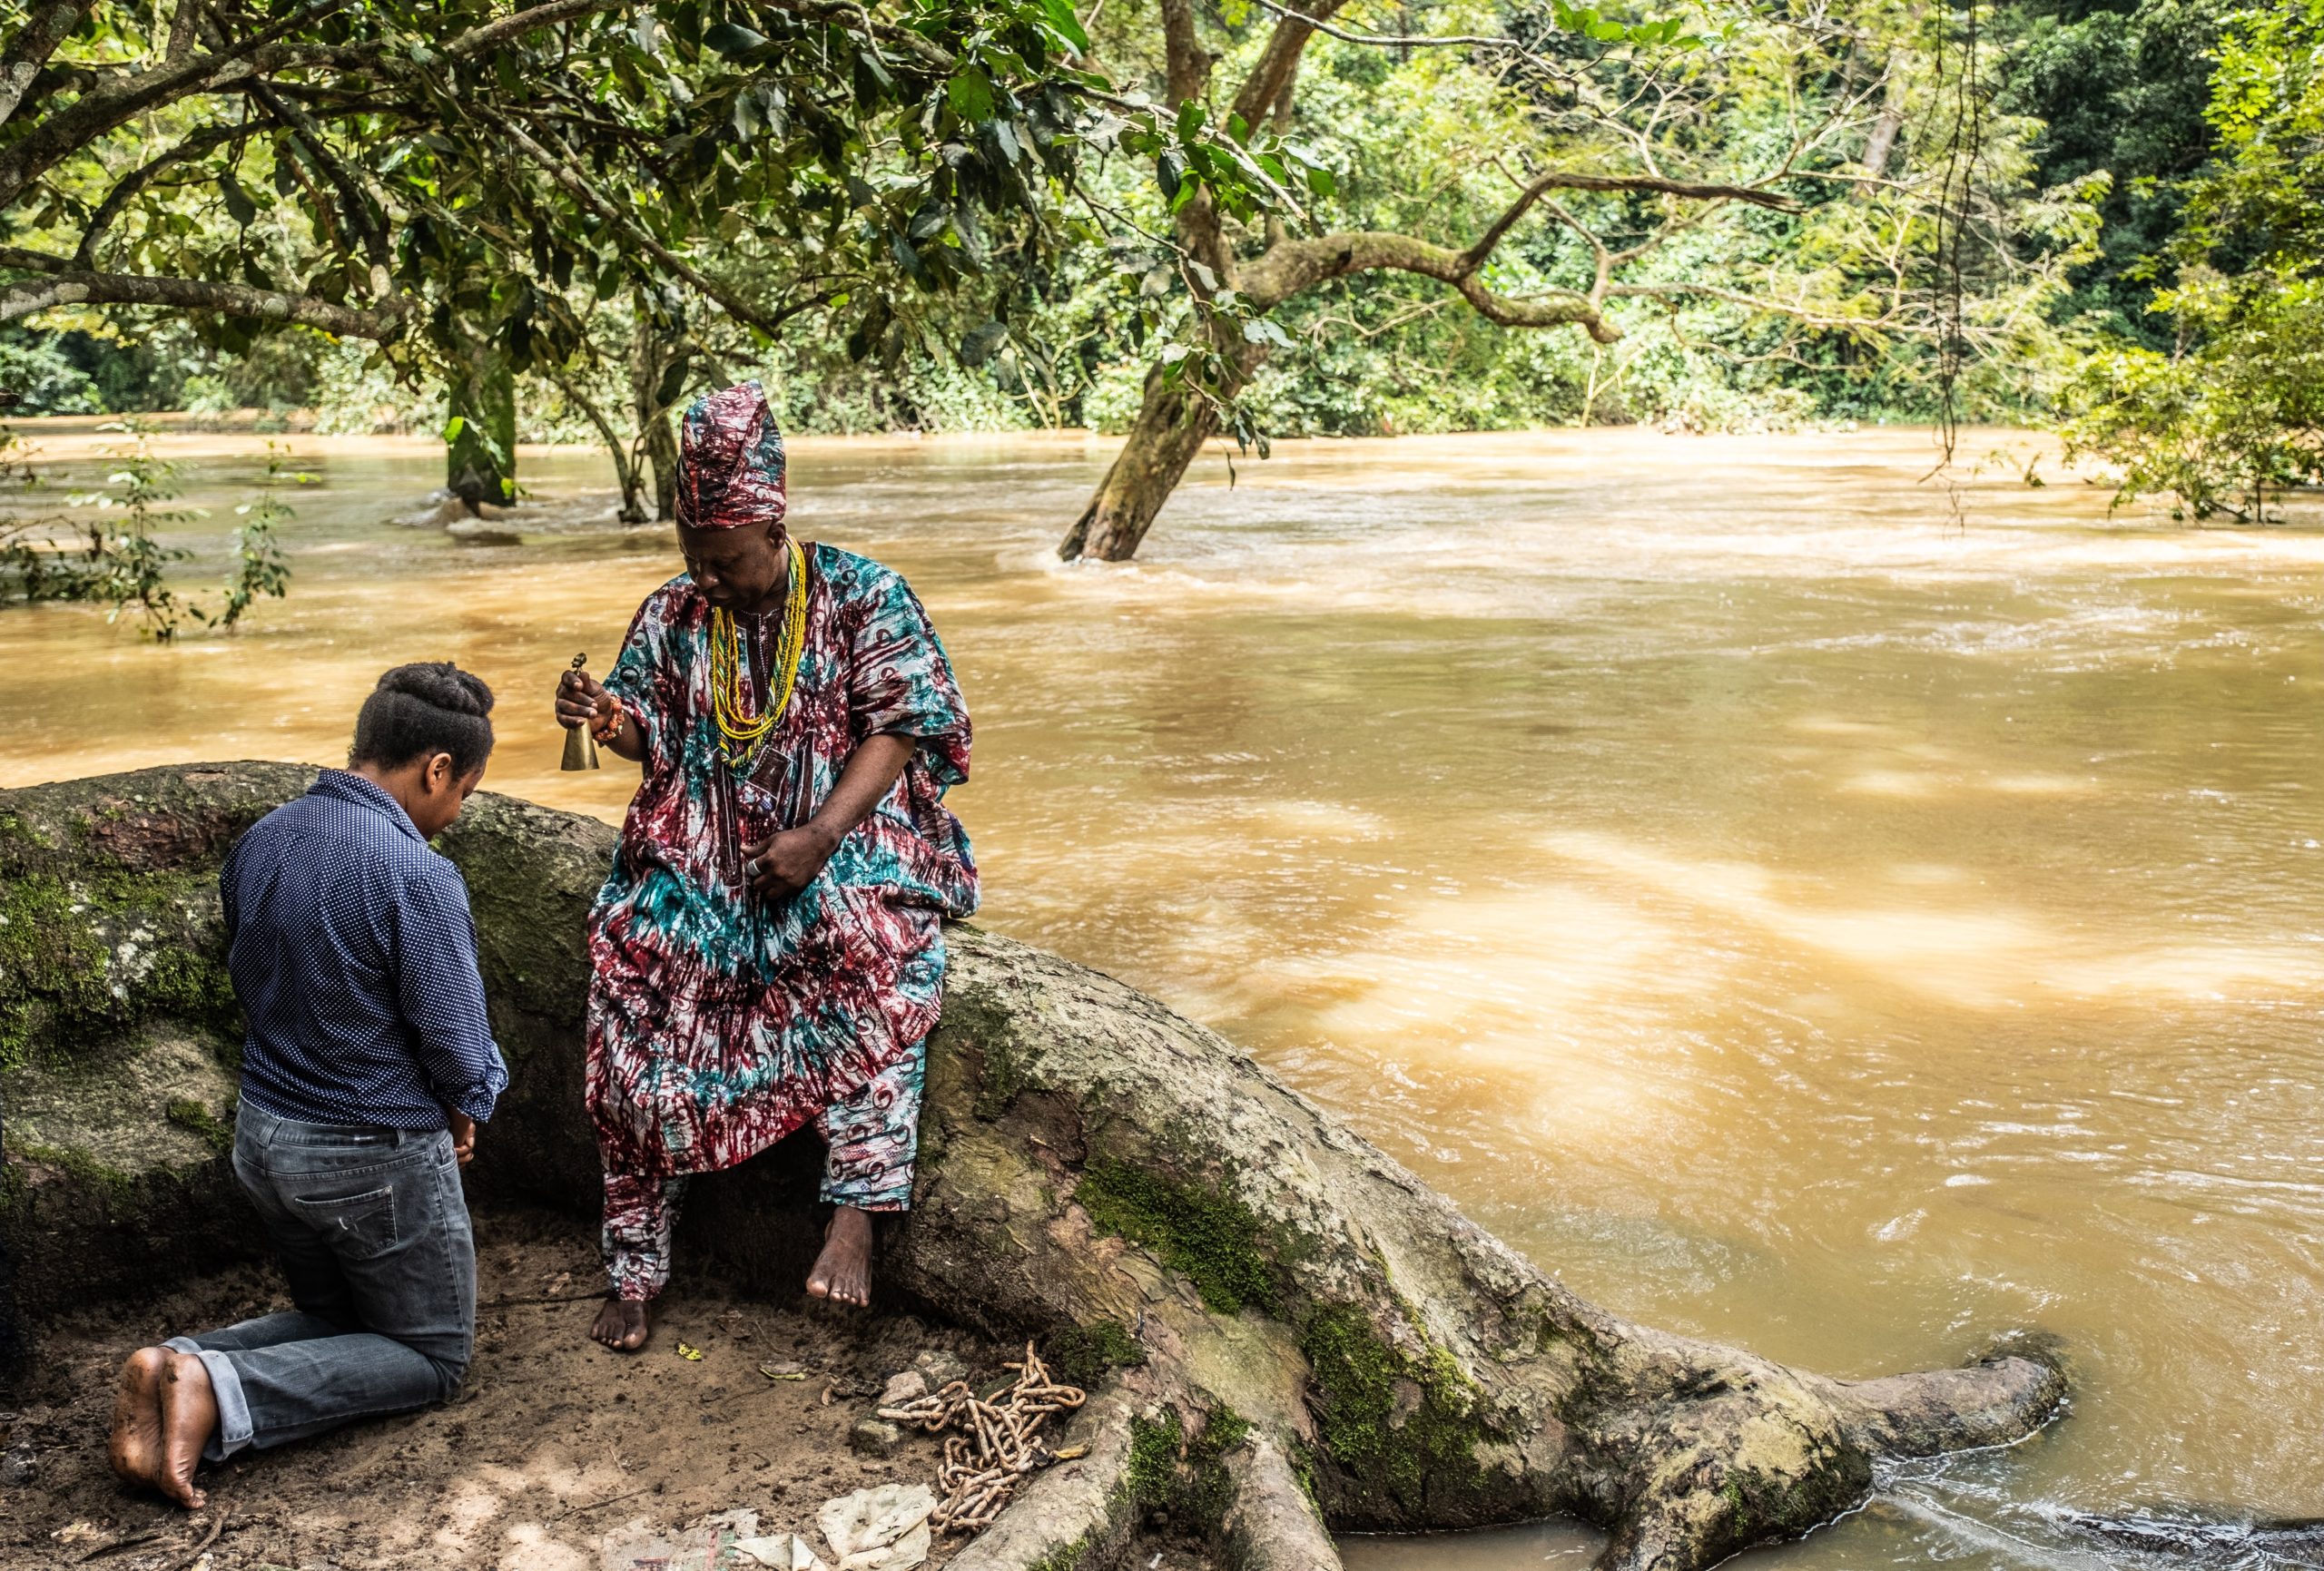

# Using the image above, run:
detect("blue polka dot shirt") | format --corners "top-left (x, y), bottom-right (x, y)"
top-left (223, 770), bottom-right (508, 1130)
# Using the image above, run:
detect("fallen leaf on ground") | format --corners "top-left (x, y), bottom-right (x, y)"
top-left (676, 1342), bottom-right (704, 1360)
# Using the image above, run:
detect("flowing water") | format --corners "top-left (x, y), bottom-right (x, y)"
top-left (5, 421), bottom-right (2322, 1568)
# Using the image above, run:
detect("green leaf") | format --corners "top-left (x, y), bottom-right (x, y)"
top-left (704, 21), bottom-right (769, 56)
top-left (220, 174), bottom-right (257, 227)
top-left (960, 319), bottom-right (1009, 366)
top-left (948, 70), bottom-right (996, 121)
top-left (1037, 0), bottom-right (1090, 53)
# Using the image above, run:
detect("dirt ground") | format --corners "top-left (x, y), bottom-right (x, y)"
top-left (0, 1207), bottom-right (1027, 1571)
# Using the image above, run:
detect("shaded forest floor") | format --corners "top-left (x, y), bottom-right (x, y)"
top-left (1, 1207), bottom-right (1029, 1571)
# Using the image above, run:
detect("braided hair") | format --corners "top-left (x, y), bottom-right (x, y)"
top-left (350, 663), bottom-right (496, 779)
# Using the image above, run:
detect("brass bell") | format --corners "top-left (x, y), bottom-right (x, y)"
top-left (561, 653), bottom-right (600, 771)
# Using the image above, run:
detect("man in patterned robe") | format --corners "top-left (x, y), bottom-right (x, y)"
top-left (556, 381), bottom-right (978, 1350)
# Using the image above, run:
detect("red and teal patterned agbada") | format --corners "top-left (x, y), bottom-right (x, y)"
top-left (586, 545), bottom-right (979, 1188)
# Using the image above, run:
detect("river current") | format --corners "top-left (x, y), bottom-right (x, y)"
top-left (5, 422), bottom-right (2320, 1570)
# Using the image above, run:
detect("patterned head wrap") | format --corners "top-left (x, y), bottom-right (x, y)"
top-left (675, 379), bottom-right (788, 532)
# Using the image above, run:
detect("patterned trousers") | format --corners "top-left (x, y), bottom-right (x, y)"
top-left (601, 1046), bottom-right (925, 1301)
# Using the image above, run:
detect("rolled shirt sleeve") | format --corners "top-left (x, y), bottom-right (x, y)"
top-left (390, 859), bottom-right (509, 1123)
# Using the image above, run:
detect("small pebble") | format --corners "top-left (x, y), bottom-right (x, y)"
top-left (2, 1440), bottom-right (37, 1487)
top-left (911, 1350), bottom-right (968, 1388)
top-left (849, 1419), bottom-right (903, 1458)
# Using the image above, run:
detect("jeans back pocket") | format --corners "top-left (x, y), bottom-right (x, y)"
top-left (288, 1183), bottom-right (400, 1262)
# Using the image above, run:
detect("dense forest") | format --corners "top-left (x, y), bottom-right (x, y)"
top-left (0, 0), bottom-right (2317, 554)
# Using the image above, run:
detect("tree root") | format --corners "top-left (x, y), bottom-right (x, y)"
top-left (1222, 1434), bottom-right (1340, 1571)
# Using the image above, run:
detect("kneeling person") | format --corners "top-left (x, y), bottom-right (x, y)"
top-left (109, 663), bottom-right (509, 1507)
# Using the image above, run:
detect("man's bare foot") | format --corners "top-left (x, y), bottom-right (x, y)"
top-left (155, 1352), bottom-right (216, 1510)
top-left (805, 1206), bottom-right (874, 1308)
top-left (108, 1347), bottom-right (167, 1488)
top-left (590, 1297), bottom-right (652, 1351)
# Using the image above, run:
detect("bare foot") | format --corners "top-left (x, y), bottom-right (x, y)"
top-left (590, 1297), bottom-right (652, 1351)
top-left (155, 1352), bottom-right (216, 1510)
top-left (805, 1206), bottom-right (874, 1308)
top-left (108, 1347), bottom-right (167, 1488)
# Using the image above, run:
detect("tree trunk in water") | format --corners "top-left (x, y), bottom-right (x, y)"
top-left (645, 407), bottom-right (679, 523)
top-left (1, 763), bottom-right (2070, 1571)
top-left (631, 293), bottom-right (685, 524)
top-left (1059, 367), bottom-right (1221, 562)
top-left (444, 349), bottom-right (517, 513)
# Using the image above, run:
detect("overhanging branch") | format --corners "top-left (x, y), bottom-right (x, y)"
top-left (0, 268), bottom-right (415, 339)
top-left (1237, 231), bottom-right (1620, 342)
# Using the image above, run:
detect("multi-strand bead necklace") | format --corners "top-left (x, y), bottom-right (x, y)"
top-left (709, 535), bottom-right (807, 771)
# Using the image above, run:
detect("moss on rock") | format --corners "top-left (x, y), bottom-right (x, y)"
top-left (1049, 1319), bottom-right (1147, 1389)
top-left (1299, 1303), bottom-right (1499, 1518)
top-left (1074, 1157), bottom-right (1275, 1317)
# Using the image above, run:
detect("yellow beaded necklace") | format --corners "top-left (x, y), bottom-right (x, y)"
top-left (709, 535), bottom-right (807, 770)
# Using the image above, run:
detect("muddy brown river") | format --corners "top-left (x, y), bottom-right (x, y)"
top-left (5, 422), bottom-right (2319, 1569)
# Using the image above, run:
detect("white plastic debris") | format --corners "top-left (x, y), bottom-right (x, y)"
top-left (817, 1483), bottom-right (935, 1571)
top-left (601, 1509), bottom-right (763, 1571)
top-left (732, 1535), bottom-right (829, 1571)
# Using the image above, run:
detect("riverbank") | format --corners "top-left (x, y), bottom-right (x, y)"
top-left (3, 1208), bottom-right (990, 1571)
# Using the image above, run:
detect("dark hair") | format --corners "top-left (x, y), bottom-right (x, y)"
top-left (350, 663), bottom-right (496, 778)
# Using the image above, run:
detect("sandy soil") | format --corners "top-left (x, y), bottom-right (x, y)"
top-left (0, 1207), bottom-right (1010, 1571)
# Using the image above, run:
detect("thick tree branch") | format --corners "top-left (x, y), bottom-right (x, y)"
top-left (443, 0), bottom-right (630, 58)
top-left (1228, 0), bottom-right (1348, 130)
top-left (165, 0), bottom-right (207, 64)
top-left (1157, 0), bottom-right (1211, 109)
top-left (1236, 231), bottom-right (1620, 341)
top-left (0, 268), bottom-right (414, 339)
top-left (0, 0), bottom-right (94, 126)
top-left (0, 245), bottom-right (71, 272)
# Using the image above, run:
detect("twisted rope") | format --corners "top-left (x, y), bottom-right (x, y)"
top-left (877, 1341), bottom-right (1088, 1533)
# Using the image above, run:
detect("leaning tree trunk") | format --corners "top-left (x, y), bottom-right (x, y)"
top-left (0, 764), bottom-right (2067, 1571)
top-left (445, 347), bottom-right (517, 512)
top-left (632, 290), bottom-right (686, 524)
top-left (1060, 367), bottom-right (1225, 563)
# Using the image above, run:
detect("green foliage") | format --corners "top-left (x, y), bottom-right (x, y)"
top-left (206, 444), bottom-right (302, 629)
top-left (1997, 0), bottom-right (2221, 342)
top-left (1074, 1154), bottom-right (1275, 1315)
top-left (2062, 0), bottom-right (2324, 517)
top-left (0, 423), bottom-right (303, 633)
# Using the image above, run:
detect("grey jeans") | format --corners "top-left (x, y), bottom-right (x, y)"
top-left (165, 1105), bottom-right (477, 1461)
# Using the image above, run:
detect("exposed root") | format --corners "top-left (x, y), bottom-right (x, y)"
top-left (942, 1389), bottom-right (1138, 1571)
top-left (1820, 1332), bottom-right (2069, 1456)
top-left (1223, 1434), bottom-right (1342, 1571)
